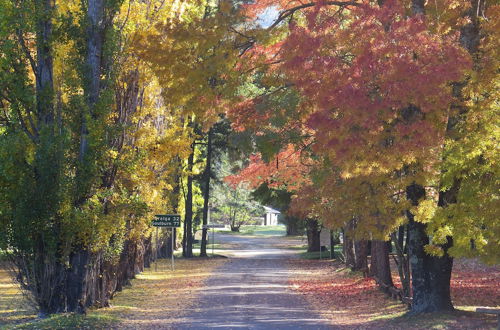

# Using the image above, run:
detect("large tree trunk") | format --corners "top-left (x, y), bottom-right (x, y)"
top-left (353, 239), bottom-right (369, 273)
top-left (406, 183), bottom-right (454, 314)
top-left (370, 240), bottom-right (394, 289)
top-left (64, 0), bottom-right (107, 313)
top-left (200, 128), bottom-right (213, 257)
top-left (305, 219), bottom-right (321, 252)
top-left (20, 0), bottom-right (62, 315)
top-left (395, 0), bottom-right (453, 315)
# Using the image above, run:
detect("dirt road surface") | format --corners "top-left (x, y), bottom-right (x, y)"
top-left (171, 230), bottom-right (334, 329)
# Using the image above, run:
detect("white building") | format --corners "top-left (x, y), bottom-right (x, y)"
top-left (263, 206), bottom-right (280, 226)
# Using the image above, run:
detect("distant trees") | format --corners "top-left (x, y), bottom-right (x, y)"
top-left (212, 155), bottom-right (264, 232)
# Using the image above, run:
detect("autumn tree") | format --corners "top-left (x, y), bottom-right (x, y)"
top-left (226, 0), bottom-right (498, 314)
top-left (0, 0), bottom-right (201, 313)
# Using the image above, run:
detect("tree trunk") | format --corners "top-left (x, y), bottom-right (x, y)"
top-left (230, 209), bottom-right (240, 232)
top-left (144, 234), bottom-right (153, 268)
top-left (353, 239), bottom-right (369, 273)
top-left (406, 183), bottom-right (454, 314)
top-left (343, 229), bottom-right (354, 267)
top-left (305, 219), bottom-right (321, 252)
top-left (370, 240), bottom-right (394, 289)
top-left (35, 0), bottom-right (54, 126)
top-left (79, 0), bottom-right (104, 162)
top-left (200, 128), bottom-right (213, 257)
top-left (342, 220), bottom-right (368, 272)
top-left (167, 162), bottom-right (181, 257)
top-left (183, 147), bottom-right (194, 258)
top-left (285, 216), bottom-right (303, 236)
top-left (391, 228), bottom-right (411, 298)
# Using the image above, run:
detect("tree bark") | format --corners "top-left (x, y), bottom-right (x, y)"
top-left (166, 160), bottom-right (181, 257)
top-left (353, 239), bottom-right (369, 273)
top-left (200, 128), bottom-right (213, 257)
top-left (79, 0), bottom-right (104, 162)
top-left (305, 219), bottom-right (321, 252)
top-left (342, 220), bottom-right (368, 272)
top-left (391, 228), bottom-right (411, 298)
top-left (183, 147), bottom-right (194, 258)
top-left (406, 183), bottom-right (454, 314)
top-left (343, 228), bottom-right (354, 267)
top-left (35, 0), bottom-right (54, 126)
top-left (285, 216), bottom-right (303, 236)
top-left (370, 240), bottom-right (394, 289)
top-left (230, 209), bottom-right (240, 232)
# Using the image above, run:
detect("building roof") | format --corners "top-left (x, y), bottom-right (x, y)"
top-left (263, 206), bottom-right (281, 214)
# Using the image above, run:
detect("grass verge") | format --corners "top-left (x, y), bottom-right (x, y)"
top-left (216, 225), bottom-right (287, 237)
top-left (2, 258), bottom-right (226, 329)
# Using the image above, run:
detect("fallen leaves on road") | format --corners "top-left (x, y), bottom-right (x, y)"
top-left (450, 258), bottom-right (500, 307)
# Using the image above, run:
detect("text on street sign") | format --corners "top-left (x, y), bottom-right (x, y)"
top-left (153, 214), bottom-right (181, 227)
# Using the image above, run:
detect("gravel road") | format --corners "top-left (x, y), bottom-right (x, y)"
top-left (172, 231), bottom-right (334, 329)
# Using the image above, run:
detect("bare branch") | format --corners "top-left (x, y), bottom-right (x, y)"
top-left (269, 1), bottom-right (361, 29)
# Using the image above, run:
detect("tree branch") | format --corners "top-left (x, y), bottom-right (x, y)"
top-left (15, 106), bottom-right (37, 143)
top-left (269, 1), bottom-right (361, 29)
top-left (16, 30), bottom-right (38, 78)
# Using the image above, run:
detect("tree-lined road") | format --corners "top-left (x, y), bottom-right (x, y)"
top-left (173, 231), bottom-right (333, 329)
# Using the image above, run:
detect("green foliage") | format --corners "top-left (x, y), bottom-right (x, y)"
top-left (211, 181), bottom-right (264, 228)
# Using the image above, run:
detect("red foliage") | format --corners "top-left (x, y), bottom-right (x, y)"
top-left (278, 0), bottom-right (471, 171)
top-left (225, 144), bottom-right (312, 191)
top-left (227, 98), bottom-right (271, 132)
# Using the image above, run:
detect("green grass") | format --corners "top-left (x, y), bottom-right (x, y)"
top-left (299, 245), bottom-right (343, 260)
top-left (171, 240), bottom-right (227, 258)
top-left (216, 225), bottom-right (287, 237)
top-left (5, 313), bottom-right (117, 330)
top-left (0, 250), bottom-right (8, 262)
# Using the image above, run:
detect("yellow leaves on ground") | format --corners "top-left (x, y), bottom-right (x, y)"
top-left (0, 263), bottom-right (36, 327)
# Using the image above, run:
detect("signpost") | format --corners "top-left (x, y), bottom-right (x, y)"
top-left (152, 214), bottom-right (181, 271)
top-left (203, 224), bottom-right (225, 256)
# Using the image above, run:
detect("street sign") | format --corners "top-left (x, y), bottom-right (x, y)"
top-left (203, 224), bottom-right (225, 229)
top-left (153, 214), bottom-right (181, 227)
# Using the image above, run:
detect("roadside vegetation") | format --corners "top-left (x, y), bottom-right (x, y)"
top-left (1, 258), bottom-right (226, 329)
